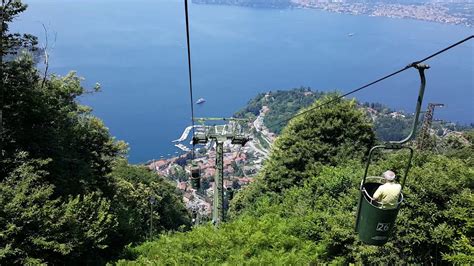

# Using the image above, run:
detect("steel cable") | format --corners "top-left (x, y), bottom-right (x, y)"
top-left (267, 35), bottom-right (473, 129)
top-left (184, 0), bottom-right (196, 159)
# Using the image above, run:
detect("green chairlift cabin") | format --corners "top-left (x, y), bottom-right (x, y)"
top-left (189, 125), bottom-right (208, 190)
top-left (225, 187), bottom-right (234, 201)
top-left (190, 162), bottom-right (201, 190)
top-left (355, 63), bottom-right (430, 245)
top-left (193, 125), bottom-right (209, 145)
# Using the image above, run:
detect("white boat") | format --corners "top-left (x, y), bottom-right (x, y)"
top-left (196, 98), bottom-right (206, 104)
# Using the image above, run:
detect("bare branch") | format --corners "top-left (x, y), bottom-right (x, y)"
top-left (40, 23), bottom-right (49, 88)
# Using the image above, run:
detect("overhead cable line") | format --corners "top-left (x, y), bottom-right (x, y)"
top-left (184, 0), bottom-right (196, 159)
top-left (268, 35), bottom-right (473, 128)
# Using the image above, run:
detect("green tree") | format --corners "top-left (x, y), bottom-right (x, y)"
top-left (1, 2), bottom-right (191, 263)
top-left (116, 214), bottom-right (322, 265)
top-left (442, 130), bottom-right (474, 166)
top-left (2, 59), bottom-right (125, 196)
top-left (258, 96), bottom-right (375, 193)
top-left (111, 160), bottom-right (191, 247)
top-left (234, 87), bottom-right (324, 134)
top-left (0, 153), bottom-right (117, 265)
top-left (374, 116), bottom-right (412, 141)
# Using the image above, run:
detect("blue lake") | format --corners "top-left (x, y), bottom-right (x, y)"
top-left (14, 0), bottom-right (474, 163)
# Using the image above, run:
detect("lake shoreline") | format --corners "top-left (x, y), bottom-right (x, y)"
top-left (17, 0), bottom-right (473, 162)
top-left (193, 0), bottom-right (473, 27)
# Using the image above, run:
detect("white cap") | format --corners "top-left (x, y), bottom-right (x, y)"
top-left (383, 170), bottom-right (396, 181)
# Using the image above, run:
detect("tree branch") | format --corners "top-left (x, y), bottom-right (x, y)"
top-left (40, 23), bottom-right (49, 89)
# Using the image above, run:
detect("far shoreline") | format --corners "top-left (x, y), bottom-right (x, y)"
top-left (193, 1), bottom-right (473, 28)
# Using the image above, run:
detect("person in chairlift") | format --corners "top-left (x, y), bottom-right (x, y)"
top-left (373, 170), bottom-right (401, 209)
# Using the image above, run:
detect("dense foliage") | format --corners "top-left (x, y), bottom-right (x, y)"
top-left (235, 88), bottom-right (417, 140)
top-left (1, 153), bottom-right (117, 264)
top-left (236, 89), bottom-right (472, 145)
top-left (249, 96), bottom-right (376, 193)
top-left (235, 87), bottom-right (324, 134)
top-left (1, 2), bottom-right (190, 264)
top-left (116, 214), bottom-right (322, 265)
top-left (111, 161), bottom-right (190, 247)
top-left (120, 97), bottom-right (473, 264)
top-left (360, 101), bottom-right (413, 142)
top-left (119, 154), bottom-right (473, 264)
top-left (374, 115), bottom-right (412, 141)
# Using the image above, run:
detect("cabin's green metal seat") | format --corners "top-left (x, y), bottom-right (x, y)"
top-left (356, 177), bottom-right (404, 245)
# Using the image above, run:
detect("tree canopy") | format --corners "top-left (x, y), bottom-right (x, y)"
top-left (253, 95), bottom-right (375, 193)
top-left (1, 2), bottom-right (190, 264)
top-left (119, 96), bottom-right (472, 265)
top-left (119, 152), bottom-right (473, 264)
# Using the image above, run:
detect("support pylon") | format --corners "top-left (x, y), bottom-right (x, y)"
top-left (417, 103), bottom-right (444, 150)
top-left (212, 141), bottom-right (225, 224)
top-left (192, 118), bottom-right (251, 227)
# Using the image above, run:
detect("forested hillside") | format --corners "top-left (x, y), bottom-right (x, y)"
top-left (0, 2), bottom-right (190, 264)
top-left (117, 97), bottom-right (473, 264)
top-left (235, 88), bottom-right (472, 143)
top-left (2, 2), bottom-right (472, 265)
top-left (234, 87), bottom-right (325, 134)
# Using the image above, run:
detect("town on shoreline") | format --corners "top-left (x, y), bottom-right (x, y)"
top-left (193, 0), bottom-right (473, 27)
